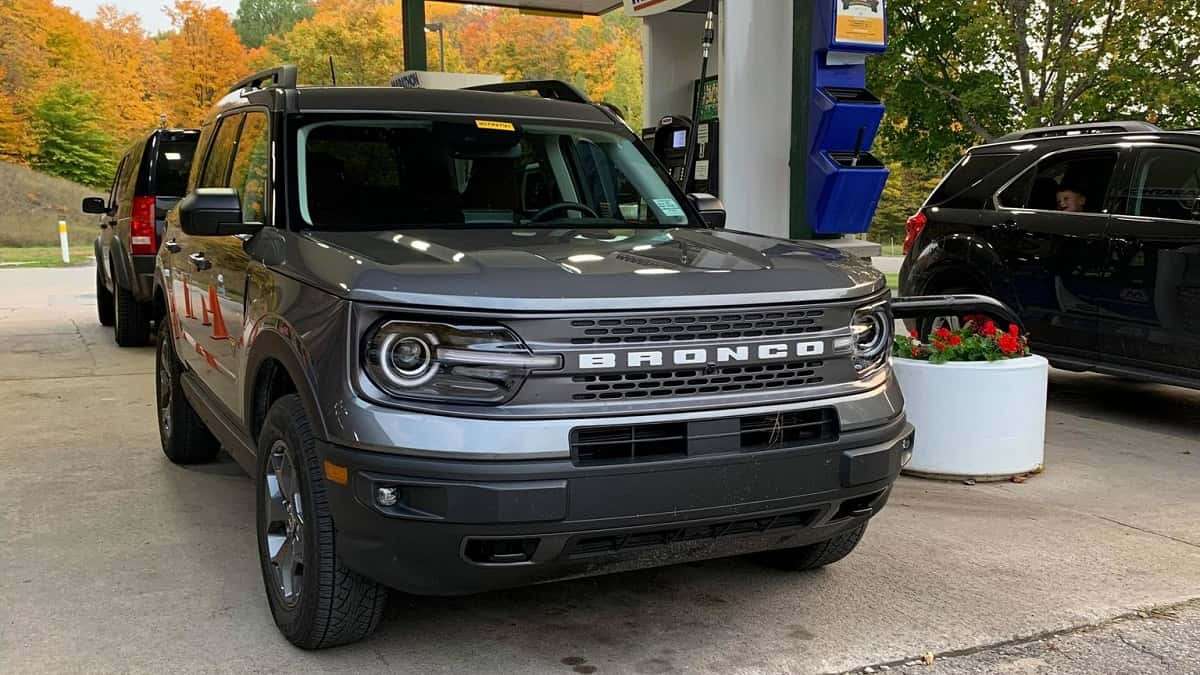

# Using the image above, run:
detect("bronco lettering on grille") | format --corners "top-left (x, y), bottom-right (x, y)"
top-left (578, 341), bottom-right (826, 370)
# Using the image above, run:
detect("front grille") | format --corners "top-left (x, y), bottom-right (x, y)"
top-left (572, 422), bottom-right (688, 465)
top-left (566, 308), bottom-right (826, 345)
top-left (566, 507), bottom-right (822, 558)
top-left (570, 407), bottom-right (838, 466)
top-left (570, 360), bottom-right (825, 401)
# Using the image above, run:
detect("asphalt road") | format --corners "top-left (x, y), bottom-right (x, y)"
top-left (2, 266), bottom-right (1199, 674)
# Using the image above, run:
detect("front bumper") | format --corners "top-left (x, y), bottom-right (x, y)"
top-left (318, 413), bottom-right (913, 596)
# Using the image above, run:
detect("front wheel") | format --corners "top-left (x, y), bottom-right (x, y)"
top-left (96, 266), bottom-right (114, 326)
top-left (256, 394), bottom-right (387, 649)
top-left (754, 522), bottom-right (868, 571)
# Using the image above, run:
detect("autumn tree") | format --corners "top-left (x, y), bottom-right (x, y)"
top-left (871, 0), bottom-right (1200, 165)
top-left (265, 0), bottom-right (404, 85)
top-left (93, 5), bottom-right (165, 142)
top-left (234, 0), bottom-right (314, 49)
top-left (31, 82), bottom-right (113, 186)
top-left (162, 0), bottom-right (251, 126)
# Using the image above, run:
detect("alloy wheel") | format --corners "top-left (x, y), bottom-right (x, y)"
top-left (263, 439), bottom-right (305, 607)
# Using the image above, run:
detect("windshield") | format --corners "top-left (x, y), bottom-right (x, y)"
top-left (296, 119), bottom-right (694, 229)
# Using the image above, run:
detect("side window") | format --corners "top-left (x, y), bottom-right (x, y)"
top-left (928, 152), bottom-right (1019, 209)
top-left (108, 155), bottom-right (128, 208)
top-left (200, 114), bottom-right (243, 188)
top-left (998, 149), bottom-right (1118, 214)
top-left (229, 112), bottom-right (270, 224)
top-left (1118, 148), bottom-right (1200, 222)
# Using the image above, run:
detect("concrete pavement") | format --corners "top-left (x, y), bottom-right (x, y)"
top-left (1, 266), bottom-right (1198, 674)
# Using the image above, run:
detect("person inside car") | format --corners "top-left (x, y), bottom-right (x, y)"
top-left (1056, 183), bottom-right (1089, 213)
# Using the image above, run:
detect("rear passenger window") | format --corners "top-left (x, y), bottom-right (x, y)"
top-left (999, 149), bottom-right (1118, 214)
top-left (229, 112), bottom-right (270, 224)
top-left (200, 114), bottom-right (242, 188)
top-left (154, 139), bottom-right (196, 197)
top-left (928, 153), bottom-right (1019, 208)
top-left (1118, 148), bottom-right (1200, 222)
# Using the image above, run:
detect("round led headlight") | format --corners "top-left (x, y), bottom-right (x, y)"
top-left (850, 303), bottom-right (892, 374)
top-left (376, 332), bottom-right (438, 388)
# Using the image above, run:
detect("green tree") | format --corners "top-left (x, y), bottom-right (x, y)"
top-left (234, 0), bottom-right (314, 49)
top-left (30, 82), bottom-right (113, 187)
top-left (870, 0), bottom-right (1200, 165)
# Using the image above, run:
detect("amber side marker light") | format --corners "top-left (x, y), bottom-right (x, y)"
top-left (323, 460), bottom-right (349, 486)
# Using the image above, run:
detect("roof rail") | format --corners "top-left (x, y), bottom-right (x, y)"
top-left (994, 121), bottom-right (1160, 143)
top-left (226, 65), bottom-right (298, 96)
top-left (464, 80), bottom-right (591, 105)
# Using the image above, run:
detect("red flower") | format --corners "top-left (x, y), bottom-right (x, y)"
top-left (948, 334), bottom-right (962, 346)
top-left (981, 320), bottom-right (997, 337)
top-left (935, 327), bottom-right (953, 341)
top-left (909, 329), bottom-right (919, 339)
top-left (998, 333), bottom-right (1020, 355)
top-left (910, 345), bottom-right (921, 358)
top-left (1008, 324), bottom-right (1020, 337)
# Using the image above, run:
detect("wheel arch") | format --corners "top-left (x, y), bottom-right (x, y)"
top-left (906, 233), bottom-right (1021, 311)
top-left (244, 329), bottom-right (328, 445)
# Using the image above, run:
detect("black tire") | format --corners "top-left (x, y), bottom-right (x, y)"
top-left (256, 394), bottom-right (387, 649)
top-left (96, 266), bottom-right (115, 326)
top-left (156, 322), bottom-right (220, 464)
top-left (755, 522), bottom-right (868, 571)
top-left (114, 279), bottom-right (151, 347)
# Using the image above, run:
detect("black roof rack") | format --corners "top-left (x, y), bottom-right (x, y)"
top-left (226, 65), bottom-right (298, 96)
top-left (464, 80), bottom-right (591, 105)
top-left (994, 121), bottom-right (1160, 143)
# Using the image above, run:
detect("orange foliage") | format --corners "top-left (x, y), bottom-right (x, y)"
top-left (162, 0), bottom-right (251, 127)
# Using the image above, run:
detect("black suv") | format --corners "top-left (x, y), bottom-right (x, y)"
top-left (83, 128), bottom-right (200, 346)
top-left (152, 66), bottom-right (914, 648)
top-left (900, 121), bottom-right (1200, 389)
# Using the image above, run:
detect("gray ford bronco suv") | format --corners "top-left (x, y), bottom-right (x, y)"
top-left (153, 66), bottom-right (915, 648)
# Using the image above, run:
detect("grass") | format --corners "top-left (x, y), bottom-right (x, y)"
top-left (0, 246), bottom-right (94, 268)
top-left (885, 272), bottom-right (899, 290)
top-left (0, 161), bottom-right (100, 248)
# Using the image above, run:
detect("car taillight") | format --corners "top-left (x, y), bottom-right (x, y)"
top-left (903, 210), bottom-right (927, 255)
top-left (130, 195), bottom-right (157, 255)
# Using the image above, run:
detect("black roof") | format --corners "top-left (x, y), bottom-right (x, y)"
top-left (216, 85), bottom-right (615, 128)
top-left (292, 86), bottom-right (613, 123)
top-left (972, 128), bottom-right (1199, 154)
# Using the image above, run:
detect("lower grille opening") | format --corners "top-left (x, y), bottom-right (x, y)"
top-left (740, 408), bottom-right (838, 451)
top-left (463, 537), bottom-right (540, 564)
top-left (831, 490), bottom-right (886, 521)
top-left (572, 422), bottom-right (688, 465)
top-left (567, 507), bottom-right (821, 558)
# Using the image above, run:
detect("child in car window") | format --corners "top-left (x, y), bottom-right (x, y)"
top-left (1056, 184), bottom-right (1088, 213)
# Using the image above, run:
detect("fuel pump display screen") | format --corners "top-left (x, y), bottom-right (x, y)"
top-left (672, 129), bottom-right (687, 149)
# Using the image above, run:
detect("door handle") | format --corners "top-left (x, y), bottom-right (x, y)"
top-left (164, 239), bottom-right (181, 253)
top-left (188, 252), bottom-right (211, 270)
top-left (995, 219), bottom-right (1019, 232)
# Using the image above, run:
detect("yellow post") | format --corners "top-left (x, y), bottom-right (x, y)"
top-left (58, 220), bottom-right (69, 263)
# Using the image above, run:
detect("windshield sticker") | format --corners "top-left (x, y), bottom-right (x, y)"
top-left (475, 119), bottom-right (515, 132)
top-left (653, 198), bottom-right (685, 218)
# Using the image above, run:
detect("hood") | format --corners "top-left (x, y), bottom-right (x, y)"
top-left (284, 227), bottom-right (884, 311)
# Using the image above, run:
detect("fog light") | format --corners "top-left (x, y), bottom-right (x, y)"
top-left (900, 436), bottom-right (914, 467)
top-left (376, 486), bottom-right (399, 507)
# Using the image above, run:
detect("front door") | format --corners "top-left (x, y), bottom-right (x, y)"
top-left (986, 147), bottom-right (1125, 356)
top-left (1102, 145), bottom-right (1200, 378)
top-left (195, 109), bottom-right (271, 415)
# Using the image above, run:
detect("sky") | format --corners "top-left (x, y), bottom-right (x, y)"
top-left (58, 0), bottom-right (241, 34)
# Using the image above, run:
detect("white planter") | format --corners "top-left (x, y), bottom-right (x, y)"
top-left (892, 355), bottom-right (1049, 481)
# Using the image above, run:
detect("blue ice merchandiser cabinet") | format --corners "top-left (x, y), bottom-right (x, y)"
top-left (807, 0), bottom-right (890, 235)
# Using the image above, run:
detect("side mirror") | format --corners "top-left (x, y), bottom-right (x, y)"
top-left (82, 197), bottom-right (107, 214)
top-left (688, 193), bottom-right (726, 228)
top-left (179, 188), bottom-right (261, 236)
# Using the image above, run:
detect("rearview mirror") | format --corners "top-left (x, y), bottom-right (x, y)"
top-left (688, 193), bottom-right (726, 228)
top-left (82, 197), bottom-right (107, 214)
top-left (179, 188), bottom-right (261, 236)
